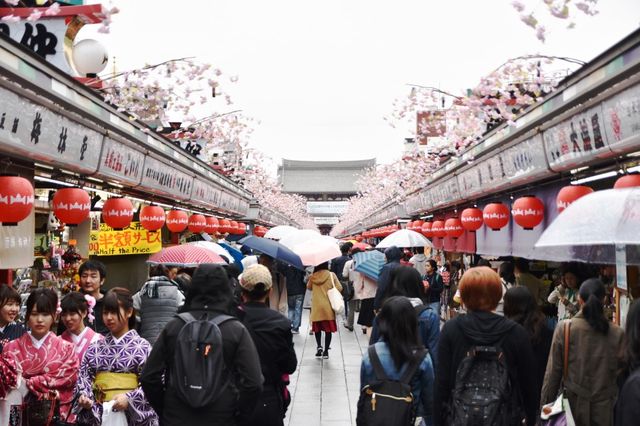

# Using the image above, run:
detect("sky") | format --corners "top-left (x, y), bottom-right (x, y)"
top-left (83, 0), bottom-right (640, 171)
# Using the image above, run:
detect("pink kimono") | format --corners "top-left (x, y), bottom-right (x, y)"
top-left (3, 332), bottom-right (79, 422)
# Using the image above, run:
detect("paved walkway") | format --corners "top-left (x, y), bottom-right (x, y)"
top-left (285, 308), bottom-right (369, 426)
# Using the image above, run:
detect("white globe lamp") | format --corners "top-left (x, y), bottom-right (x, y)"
top-left (72, 39), bottom-right (109, 77)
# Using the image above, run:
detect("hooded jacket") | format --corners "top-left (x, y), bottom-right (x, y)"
top-left (133, 275), bottom-right (185, 345)
top-left (434, 311), bottom-right (537, 426)
top-left (306, 269), bottom-right (342, 322)
top-left (373, 246), bottom-right (402, 310)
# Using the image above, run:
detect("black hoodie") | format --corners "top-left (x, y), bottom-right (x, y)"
top-left (434, 311), bottom-right (538, 426)
top-left (373, 246), bottom-right (403, 310)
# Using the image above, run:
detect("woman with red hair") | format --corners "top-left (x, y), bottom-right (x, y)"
top-left (433, 266), bottom-right (537, 426)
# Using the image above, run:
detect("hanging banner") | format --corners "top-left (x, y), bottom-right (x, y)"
top-left (89, 221), bottom-right (162, 256)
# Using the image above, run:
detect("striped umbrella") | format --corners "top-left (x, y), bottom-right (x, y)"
top-left (353, 250), bottom-right (385, 281)
top-left (147, 245), bottom-right (226, 267)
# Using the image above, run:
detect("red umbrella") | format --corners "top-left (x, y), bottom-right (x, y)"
top-left (351, 242), bottom-right (372, 251)
top-left (147, 245), bottom-right (226, 267)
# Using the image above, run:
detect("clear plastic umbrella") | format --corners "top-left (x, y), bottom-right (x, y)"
top-left (279, 229), bottom-right (324, 249)
top-left (535, 188), bottom-right (640, 288)
top-left (376, 229), bottom-right (433, 248)
top-left (264, 225), bottom-right (299, 240)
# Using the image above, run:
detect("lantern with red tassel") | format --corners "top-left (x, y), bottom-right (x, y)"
top-left (614, 174), bottom-right (640, 189)
top-left (102, 197), bottom-right (134, 230)
top-left (421, 221), bottom-right (433, 238)
top-left (204, 216), bottom-right (219, 234)
top-left (461, 208), bottom-right (483, 231)
top-left (0, 176), bottom-right (34, 226)
top-left (188, 214), bottom-right (206, 233)
top-left (140, 205), bottom-right (165, 231)
top-left (512, 196), bottom-right (544, 230)
top-left (445, 218), bottom-right (464, 239)
top-left (166, 209), bottom-right (188, 233)
top-left (431, 220), bottom-right (447, 238)
top-left (483, 203), bottom-right (510, 231)
top-left (52, 188), bottom-right (90, 226)
top-left (557, 185), bottom-right (593, 212)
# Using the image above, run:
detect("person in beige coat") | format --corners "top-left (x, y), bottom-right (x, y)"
top-left (541, 278), bottom-right (624, 426)
top-left (307, 262), bottom-right (342, 359)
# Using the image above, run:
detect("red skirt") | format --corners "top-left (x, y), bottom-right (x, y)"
top-left (311, 320), bottom-right (337, 333)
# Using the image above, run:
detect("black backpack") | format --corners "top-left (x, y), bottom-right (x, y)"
top-left (171, 312), bottom-right (234, 408)
top-left (448, 340), bottom-right (520, 425)
top-left (356, 346), bottom-right (427, 426)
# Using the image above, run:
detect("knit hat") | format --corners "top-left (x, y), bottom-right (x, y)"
top-left (239, 264), bottom-right (272, 292)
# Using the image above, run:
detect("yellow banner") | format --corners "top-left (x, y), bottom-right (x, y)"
top-left (89, 222), bottom-right (162, 256)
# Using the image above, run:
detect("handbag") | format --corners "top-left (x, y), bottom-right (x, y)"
top-left (22, 394), bottom-right (59, 426)
top-left (541, 321), bottom-right (575, 426)
top-left (327, 274), bottom-right (345, 315)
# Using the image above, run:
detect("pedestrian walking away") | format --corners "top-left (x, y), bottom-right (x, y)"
top-left (307, 262), bottom-right (342, 359)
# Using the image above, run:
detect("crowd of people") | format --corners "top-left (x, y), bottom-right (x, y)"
top-left (0, 244), bottom-right (638, 426)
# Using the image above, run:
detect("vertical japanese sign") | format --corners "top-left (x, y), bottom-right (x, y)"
top-left (89, 221), bottom-right (162, 256)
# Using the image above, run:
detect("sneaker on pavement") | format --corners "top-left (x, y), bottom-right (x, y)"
top-left (315, 347), bottom-right (323, 357)
top-left (291, 328), bottom-right (299, 334)
top-left (322, 349), bottom-right (329, 359)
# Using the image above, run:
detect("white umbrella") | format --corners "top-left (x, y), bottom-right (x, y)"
top-left (264, 225), bottom-right (298, 240)
top-left (535, 188), bottom-right (640, 274)
top-left (376, 229), bottom-right (433, 248)
top-left (292, 238), bottom-right (342, 266)
top-left (279, 229), bottom-right (323, 249)
top-left (187, 241), bottom-right (235, 263)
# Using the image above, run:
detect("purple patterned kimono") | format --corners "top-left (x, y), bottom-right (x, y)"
top-left (74, 330), bottom-right (158, 425)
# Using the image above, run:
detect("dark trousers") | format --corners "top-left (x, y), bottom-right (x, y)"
top-left (243, 387), bottom-right (284, 426)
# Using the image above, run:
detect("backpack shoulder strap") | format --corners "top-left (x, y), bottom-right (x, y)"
top-left (178, 312), bottom-right (197, 323)
top-left (400, 348), bottom-right (427, 384)
top-left (368, 345), bottom-right (389, 381)
top-left (210, 314), bottom-right (235, 326)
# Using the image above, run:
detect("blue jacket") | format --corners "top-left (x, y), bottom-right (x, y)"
top-left (360, 341), bottom-right (435, 422)
top-left (369, 298), bottom-right (440, 369)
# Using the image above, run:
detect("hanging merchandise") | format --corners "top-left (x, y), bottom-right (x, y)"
top-left (614, 173), bottom-right (640, 188)
top-left (101, 197), bottom-right (134, 230)
top-left (512, 196), bottom-right (544, 230)
top-left (188, 214), bottom-right (206, 233)
top-left (461, 208), bottom-right (483, 231)
top-left (421, 221), bottom-right (433, 238)
top-left (556, 185), bottom-right (593, 212)
top-left (431, 220), bottom-right (447, 238)
top-left (166, 209), bottom-right (189, 233)
top-left (204, 216), bottom-right (219, 234)
top-left (0, 176), bottom-right (34, 226)
top-left (52, 188), bottom-right (90, 226)
top-left (444, 218), bottom-right (464, 239)
top-left (140, 205), bottom-right (165, 231)
top-left (483, 203), bottom-right (510, 231)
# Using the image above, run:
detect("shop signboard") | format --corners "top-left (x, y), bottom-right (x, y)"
top-left (0, 212), bottom-right (34, 268)
top-left (457, 165), bottom-right (482, 198)
top-left (405, 193), bottom-right (422, 215)
top-left (140, 156), bottom-right (193, 200)
top-left (97, 137), bottom-right (145, 186)
top-left (542, 104), bottom-right (612, 172)
top-left (430, 176), bottom-right (461, 208)
top-left (89, 221), bottom-right (162, 256)
top-left (191, 178), bottom-right (222, 209)
top-left (602, 83), bottom-right (640, 154)
top-left (0, 86), bottom-right (102, 174)
top-left (499, 134), bottom-right (549, 185)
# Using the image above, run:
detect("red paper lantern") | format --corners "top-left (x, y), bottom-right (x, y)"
top-left (188, 214), bottom-right (206, 233)
top-left (236, 222), bottom-right (246, 235)
top-left (614, 174), bottom-right (640, 189)
top-left (512, 196), bottom-right (544, 230)
top-left (253, 225), bottom-right (267, 237)
top-left (483, 203), bottom-right (510, 231)
top-left (218, 219), bottom-right (232, 234)
top-left (139, 205), bottom-right (165, 231)
top-left (445, 218), bottom-right (464, 239)
top-left (355, 235), bottom-right (363, 242)
top-left (0, 176), bottom-right (34, 225)
top-left (460, 208), bottom-right (483, 231)
top-left (406, 221), bottom-right (415, 231)
top-left (52, 188), bottom-right (90, 226)
top-left (102, 197), bottom-right (134, 230)
top-left (227, 220), bottom-right (238, 235)
top-left (166, 209), bottom-right (188, 233)
top-left (421, 221), bottom-right (433, 237)
top-left (412, 220), bottom-right (424, 232)
top-left (431, 220), bottom-right (446, 238)
top-left (557, 185), bottom-right (593, 212)
top-left (204, 216), bottom-right (219, 234)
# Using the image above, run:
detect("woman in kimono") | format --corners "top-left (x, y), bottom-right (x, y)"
top-left (75, 287), bottom-right (158, 426)
top-left (60, 292), bottom-right (103, 362)
top-left (3, 288), bottom-right (79, 424)
top-left (0, 284), bottom-right (26, 353)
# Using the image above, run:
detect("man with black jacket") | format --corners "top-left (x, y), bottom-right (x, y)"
top-left (140, 264), bottom-right (263, 426)
top-left (424, 259), bottom-right (444, 318)
top-left (240, 264), bottom-right (298, 426)
top-left (373, 246), bottom-right (402, 311)
top-left (330, 242), bottom-right (353, 329)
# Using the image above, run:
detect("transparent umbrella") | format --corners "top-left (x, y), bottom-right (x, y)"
top-left (280, 229), bottom-right (324, 249)
top-left (264, 225), bottom-right (298, 240)
top-left (376, 229), bottom-right (433, 248)
top-left (535, 188), bottom-right (640, 288)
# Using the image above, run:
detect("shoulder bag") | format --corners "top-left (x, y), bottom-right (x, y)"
top-left (327, 273), bottom-right (345, 315)
top-left (540, 320), bottom-right (576, 426)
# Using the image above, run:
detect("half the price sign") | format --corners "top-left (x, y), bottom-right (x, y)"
top-left (89, 221), bottom-right (162, 256)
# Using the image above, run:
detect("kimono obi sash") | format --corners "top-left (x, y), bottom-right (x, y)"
top-left (93, 372), bottom-right (138, 402)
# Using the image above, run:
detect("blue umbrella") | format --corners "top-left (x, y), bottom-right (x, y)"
top-left (353, 250), bottom-right (385, 281)
top-left (218, 242), bottom-right (245, 272)
top-left (238, 236), bottom-right (305, 270)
